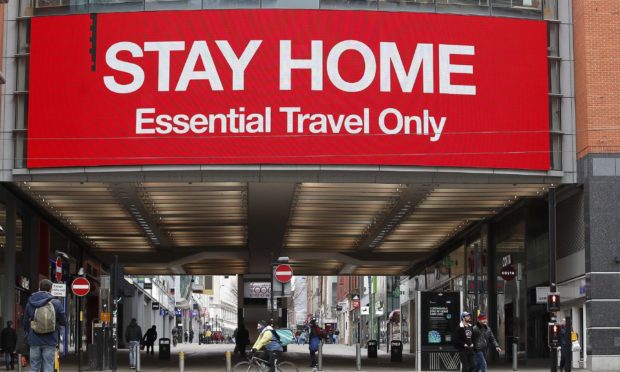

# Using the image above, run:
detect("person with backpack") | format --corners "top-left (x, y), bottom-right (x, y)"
top-left (142, 325), bottom-right (157, 356)
top-left (1, 321), bottom-right (18, 370)
top-left (125, 318), bottom-right (142, 369)
top-left (22, 279), bottom-right (66, 372)
top-left (250, 320), bottom-right (282, 372)
top-left (308, 319), bottom-right (323, 370)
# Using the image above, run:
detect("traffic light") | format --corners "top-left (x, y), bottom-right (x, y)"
top-left (547, 292), bottom-right (560, 312)
top-left (548, 322), bottom-right (561, 348)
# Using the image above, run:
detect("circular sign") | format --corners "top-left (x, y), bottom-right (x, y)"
top-left (274, 264), bottom-right (293, 283)
top-left (500, 264), bottom-right (516, 281)
top-left (71, 277), bottom-right (91, 297)
top-left (55, 257), bottom-right (63, 283)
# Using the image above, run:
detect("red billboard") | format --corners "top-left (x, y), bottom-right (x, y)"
top-left (28, 10), bottom-right (549, 169)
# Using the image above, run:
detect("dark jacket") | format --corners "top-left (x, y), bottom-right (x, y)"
top-left (23, 291), bottom-right (67, 347)
top-left (454, 321), bottom-right (475, 352)
top-left (143, 327), bottom-right (157, 344)
top-left (473, 323), bottom-right (499, 352)
top-left (1, 326), bottom-right (18, 352)
top-left (236, 327), bottom-right (249, 345)
top-left (125, 320), bottom-right (142, 343)
top-left (559, 326), bottom-right (572, 352)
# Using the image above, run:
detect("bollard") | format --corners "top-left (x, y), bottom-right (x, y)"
top-left (355, 343), bottom-right (361, 371)
top-left (179, 351), bottom-right (185, 372)
top-left (318, 342), bottom-right (323, 371)
top-left (136, 347), bottom-right (141, 372)
top-left (225, 351), bottom-right (232, 372)
top-left (512, 339), bottom-right (518, 371)
top-left (17, 354), bottom-right (22, 372)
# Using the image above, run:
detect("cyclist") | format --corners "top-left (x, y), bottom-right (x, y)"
top-left (250, 320), bottom-right (282, 372)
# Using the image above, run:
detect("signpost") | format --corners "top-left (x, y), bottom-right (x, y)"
top-left (71, 277), bottom-right (91, 297)
top-left (51, 283), bottom-right (66, 297)
top-left (352, 295), bottom-right (360, 310)
top-left (274, 264), bottom-right (293, 283)
top-left (72, 276), bottom-right (90, 372)
top-left (55, 257), bottom-right (63, 283)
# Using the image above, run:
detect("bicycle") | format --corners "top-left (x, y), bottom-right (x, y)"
top-left (232, 353), bottom-right (299, 372)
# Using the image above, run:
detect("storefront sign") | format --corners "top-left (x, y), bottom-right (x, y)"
top-left (28, 10), bottom-right (548, 170)
top-left (500, 264), bottom-right (517, 281)
top-left (244, 282), bottom-right (271, 299)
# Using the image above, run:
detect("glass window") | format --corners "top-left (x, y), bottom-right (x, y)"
top-left (262, 0), bottom-right (318, 9)
top-left (146, 0), bottom-right (201, 11)
top-left (378, 0), bottom-right (435, 12)
top-left (202, 0), bottom-right (260, 9)
top-left (33, 0), bottom-right (89, 15)
top-left (436, 0), bottom-right (489, 16)
top-left (89, 0), bottom-right (144, 13)
top-left (320, 0), bottom-right (378, 10)
top-left (491, 0), bottom-right (542, 19)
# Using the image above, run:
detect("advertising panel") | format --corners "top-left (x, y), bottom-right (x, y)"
top-left (28, 10), bottom-right (549, 169)
top-left (419, 291), bottom-right (461, 370)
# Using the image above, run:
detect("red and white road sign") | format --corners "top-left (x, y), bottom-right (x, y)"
top-left (352, 295), bottom-right (361, 310)
top-left (55, 257), bottom-right (63, 283)
top-left (274, 264), bottom-right (293, 283)
top-left (71, 277), bottom-right (91, 297)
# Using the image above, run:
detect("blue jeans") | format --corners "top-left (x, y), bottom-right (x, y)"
top-left (128, 341), bottom-right (140, 367)
top-left (29, 345), bottom-right (55, 372)
top-left (474, 351), bottom-right (488, 372)
top-left (5, 350), bottom-right (15, 369)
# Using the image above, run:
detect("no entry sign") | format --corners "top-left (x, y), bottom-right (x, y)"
top-left (71, 277), bottom-right (91, 297)
top-left (274, 264), bottom-right (293, 283)
top-left (55, 257), bottom-right (63, 283)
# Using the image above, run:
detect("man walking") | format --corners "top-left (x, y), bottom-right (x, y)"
top-left (22, 279), bottom-right (67, 372)
top-left (559, 318), bottom-right (572, 372)
top-left (473, 313), bottom-right (501, 372)
top-left (1, 321), bottom-right (17, 370)
top-left (455, 311), bottom-right (475, 372)
top-left (142, 325), bottom-right (157, 356)
top-left (125, 318), bottom-right (142, 369)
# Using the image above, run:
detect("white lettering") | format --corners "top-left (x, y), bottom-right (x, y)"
top-left (136, 108), bottom-right (156, 134)
top-left (280, 40), bottom-right (323, 91)
top-left (439, 44), bottom-right (476, 95)
top-left (104, 42), bottom-right (145, 94)
top-left (380, 42), bottom-right (433, 93)
top-left (144, 41), bottom-right (185, 92)
top-left (176, 41), bottom-right (224, 91)
top-left (216, 40), bottom-right (262, 90)
top-left (327, 40), bottom-right (376, 93)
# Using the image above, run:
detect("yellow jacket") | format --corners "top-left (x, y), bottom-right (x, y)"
top-left (252, 327), bottom-right (274, 350)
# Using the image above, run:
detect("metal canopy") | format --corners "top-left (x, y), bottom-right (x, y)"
top-left (16, 181), bottom-right (549, 275)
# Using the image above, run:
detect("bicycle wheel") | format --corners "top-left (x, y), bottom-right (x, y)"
top-left (277, 361), bottom-right (299, 372)
top-left (232, 361), bottom-right (262, 372)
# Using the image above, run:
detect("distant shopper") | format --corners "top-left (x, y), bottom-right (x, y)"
top-left (234, 324), bottom-right (250, 356)
top-left (308, 319), bottom-right (323, 369)
top-left (22, 279), bottom-right (67, 372)
top-left (1, 321), bottom-right (17, 370)
top-left (454, 311), bottom-right (475, 372)
top-left (125, 318), bottom-right (142, 369)
top-left (473, 313), bottom-right (501, 372)
top-left (142, 325), bottom-right (157, 356)
top-left (189, 329), bottom-right (194, 344)
top-left (559, 318), bottom-right (572, 372)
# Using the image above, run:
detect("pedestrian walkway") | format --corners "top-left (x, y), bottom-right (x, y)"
top-left (52, 343), bottom-right (587, 372)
